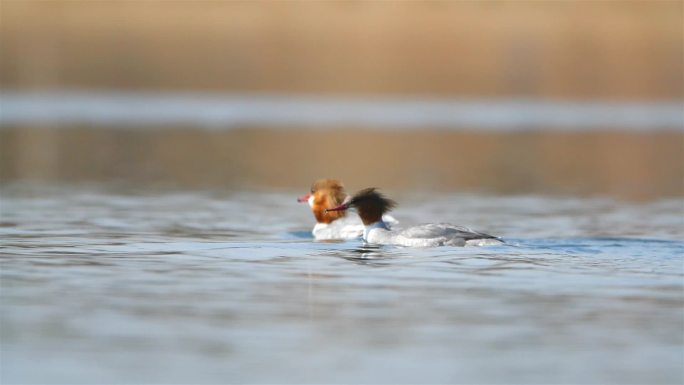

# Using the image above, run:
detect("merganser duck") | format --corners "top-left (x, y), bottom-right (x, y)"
top-left (326, 188), bottom-right (503, 247)
top-left (297, 179), bottom-right (398, 240)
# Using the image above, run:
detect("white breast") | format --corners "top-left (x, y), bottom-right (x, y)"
top-left (312, 216), bottom-right (364, 240)
top-left (312, 215), bottom-right (400, 241)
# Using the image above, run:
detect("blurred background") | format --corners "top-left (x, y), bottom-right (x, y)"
top-left (2, 3), bottom-right (683, 384)
top-left (1, 0), bottom-right (682, 199)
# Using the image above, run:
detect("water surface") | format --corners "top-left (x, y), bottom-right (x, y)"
top-left (1, 185), bottom-right (682, 384)
top-left (2, 92), bottom-right (682, 131)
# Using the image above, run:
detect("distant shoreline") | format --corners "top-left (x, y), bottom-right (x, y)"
top-left (3, 2), bottom-right (681, 100)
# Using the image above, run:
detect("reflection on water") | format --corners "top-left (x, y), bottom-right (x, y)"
top-left (1, 184), bottom-right (682, 384)
top-left (1, 127), bottom-right (682, 199)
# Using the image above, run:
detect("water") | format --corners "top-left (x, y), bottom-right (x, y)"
top-left (1, 184), bottom-right (682, 384)
top-left (1, 91), bottom-right (682, 131)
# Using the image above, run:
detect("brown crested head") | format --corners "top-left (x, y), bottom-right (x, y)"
top-left (309, 178), bottom-right (348, 224)
top-left (347, 188), bottom-right (397, 225)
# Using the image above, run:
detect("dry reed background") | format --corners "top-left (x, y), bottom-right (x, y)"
top-left (1, 1), bottom-right (682, 199)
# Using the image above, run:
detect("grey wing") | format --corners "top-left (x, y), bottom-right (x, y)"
top-left (400, 223), bottom-right (499, 241)
top-left (447, 224), bottom-right (500, 241)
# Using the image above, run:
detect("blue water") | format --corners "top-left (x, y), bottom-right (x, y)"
top-left (1, 184), bottom-right (682, 384)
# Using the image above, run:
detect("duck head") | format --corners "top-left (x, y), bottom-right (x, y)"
top-left (326, 188), bottom-right (397, 225)
top-left (297, 178), bottom-right (348, 224)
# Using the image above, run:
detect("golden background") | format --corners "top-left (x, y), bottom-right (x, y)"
top-left (1, 1), bottom-right (682, 199)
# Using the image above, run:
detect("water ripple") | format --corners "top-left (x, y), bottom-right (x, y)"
top-left (1, 185), bottom-right (682, 384)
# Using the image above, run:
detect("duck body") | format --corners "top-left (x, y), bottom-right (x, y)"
top-left (364, 221), bottom-right (502, 247)
top-left (327, 188), bottom-right (502, 247)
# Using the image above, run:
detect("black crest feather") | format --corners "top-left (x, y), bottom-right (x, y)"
top-left (349, 188), bottom-right (397, 225)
